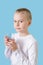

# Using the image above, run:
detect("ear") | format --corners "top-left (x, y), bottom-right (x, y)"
top-left (28, 20), bottom-right (31, 26)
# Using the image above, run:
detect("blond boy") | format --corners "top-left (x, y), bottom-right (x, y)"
top-left (4, 8), bottom-right (38, 65)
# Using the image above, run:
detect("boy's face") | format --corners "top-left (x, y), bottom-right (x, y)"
top-left (13, 12), bottom-right (30, 33)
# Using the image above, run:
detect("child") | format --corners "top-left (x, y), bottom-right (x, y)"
top-left (4, 8), bottom-right (38, 65)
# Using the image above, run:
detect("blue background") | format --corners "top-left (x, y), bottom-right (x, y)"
top-left (0, 0), bottom-right (43, 65)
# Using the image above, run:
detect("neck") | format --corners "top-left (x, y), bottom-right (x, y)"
top-left (18, 31), bottom-right (29, 36)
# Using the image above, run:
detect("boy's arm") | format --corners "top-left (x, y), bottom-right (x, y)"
top-left (28, 41), bottom-right (38, 65)
top-left (4, 46), bottom-right (12, 58)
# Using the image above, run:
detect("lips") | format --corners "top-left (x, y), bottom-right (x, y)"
top-left (16, 28), bottom-right (21, 29)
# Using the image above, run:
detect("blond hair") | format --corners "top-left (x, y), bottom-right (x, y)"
top-left (16, 8), bottom-right (32, 21)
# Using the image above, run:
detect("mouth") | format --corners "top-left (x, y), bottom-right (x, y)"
top-left (16, 28), bottom-right (21, 29)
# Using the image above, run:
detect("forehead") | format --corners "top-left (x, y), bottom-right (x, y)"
top-left (14, 12), bottom-right (27, 20)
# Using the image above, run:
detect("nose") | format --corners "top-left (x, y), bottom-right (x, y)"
top-left (16, 21), bottom-right (19, 26)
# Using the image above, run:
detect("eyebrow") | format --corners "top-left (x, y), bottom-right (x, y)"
top-left (14, 19), bottom-right (24, 22)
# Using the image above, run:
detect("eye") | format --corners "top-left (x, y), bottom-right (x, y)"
top-left (20, 21), bottom-right (23, 23)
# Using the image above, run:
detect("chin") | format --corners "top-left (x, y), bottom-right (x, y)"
top-left (16, 30), bottom-right (22, 33)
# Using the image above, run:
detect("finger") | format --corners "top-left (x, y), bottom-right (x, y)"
top-left (7, 41), bottom-right (14, 47)
top-left (4, 36), bottom-right (9, 42)
top-left (4, 41), bottom-right (11, 46)
top-left (9, 39), bottom-right (15, 43)
top-left (4, 36), bottom-right (12, 42)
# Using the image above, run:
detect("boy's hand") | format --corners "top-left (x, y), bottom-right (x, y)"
top-left (4, 36), bottom-right (11, 46)
top-left (4, 36), bottom-right (18, 51)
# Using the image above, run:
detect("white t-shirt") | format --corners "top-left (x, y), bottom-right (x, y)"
top-left (4, 33), bottom-right (38, 65)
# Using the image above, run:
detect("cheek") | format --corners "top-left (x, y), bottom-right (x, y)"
top-left (21, 24), bottom-right (26, 29)
top-left (21, 23), bottom-right (28, 29)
